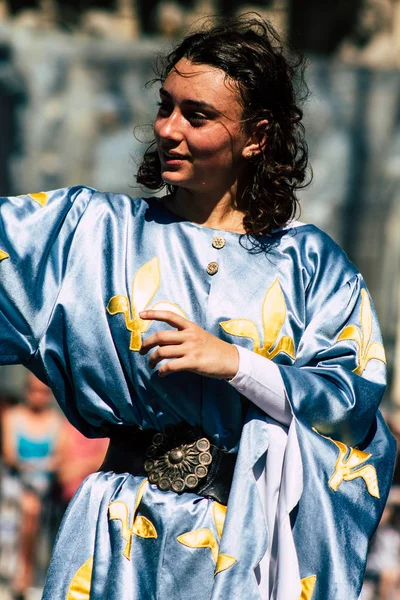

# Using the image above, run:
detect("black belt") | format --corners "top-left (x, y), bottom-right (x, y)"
top-left (100, 423), bottom-right (237, 505)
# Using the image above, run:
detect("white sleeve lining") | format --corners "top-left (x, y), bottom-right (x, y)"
top-left (228, 345), bottom-right (292, 427)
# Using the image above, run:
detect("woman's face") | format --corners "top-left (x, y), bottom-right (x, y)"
top-left (154, 58), bottom-right (250, 194)
top-left (25, 373), bottom-right (52, 411)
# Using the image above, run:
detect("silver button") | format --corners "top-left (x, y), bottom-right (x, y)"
top-left (206, 261), bottom-right (219, 276)
top-left (212, 236), bottom-right (226, 249)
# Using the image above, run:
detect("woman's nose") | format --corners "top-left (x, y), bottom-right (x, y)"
top-left (156, 111), bottom-right (183, 143)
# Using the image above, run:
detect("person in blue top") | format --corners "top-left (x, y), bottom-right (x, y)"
top-left (0, 15), bottom-right (395, 600)
top-left (2, 373), bottom-right (63, 599)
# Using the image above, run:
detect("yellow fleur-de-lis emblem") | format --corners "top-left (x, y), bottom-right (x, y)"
top-left (319, 433), bottom-right (380, 498)
top-left (17, 192), bottom-right (49, 207)
top-left (300, 575), bottom-right (316, 599)
top-left (106, 257), bottom-right (187, 351)
top-left (28, 192), bottom-right (49, 206)
top-left (337, 289), bottom-right (386, 376)
top-left (0, 250), bottom-right (9, 261)
top-left (67, 557), bottom-right (93, 600)
top-left (108, 479), bottom-right (157, 560)
top-left (177, 502), bottom-right (237, 576)
top-left (220, 279), bottom-right (295, 360)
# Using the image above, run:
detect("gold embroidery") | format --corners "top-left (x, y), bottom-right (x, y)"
top-left (177, 501), bottom-right (237, 576)
top-left (300, 575), bottom-right (317, 599)
top-left (213, 501), bottom-right (226, 539)
top-left (337, 289), bottom-right (386, 375)
top-left (327, 437), bottom-right (380, 498)
top-left (215, 553), bottom-right (237, 575)
top-left (26, 192), bottom-right (49, 207)
top-left (220, 279), bottom-right (295, 360)
top-left (67, 557), bottom-right (93, 600)
top-left (0, 250), bottom-right (9, 262)
top-left (108, 479), bottom-right (157, 560)
top-left (107, 257), bottom-right (187, 351)
top-left (178, 528), bottom-right (220, 561)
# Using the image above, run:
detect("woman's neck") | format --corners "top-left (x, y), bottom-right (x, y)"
top-left (164, 187), bottom-right (247, 233)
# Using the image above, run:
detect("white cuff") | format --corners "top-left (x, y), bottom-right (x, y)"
top-left (228, 345), bottom-right (292, 427)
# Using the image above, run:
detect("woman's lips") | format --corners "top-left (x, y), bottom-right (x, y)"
top-left (161, 151), bottom-right (189, 165)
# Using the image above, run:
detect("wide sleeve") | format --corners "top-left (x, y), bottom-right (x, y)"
top-left (227, 270), bottom-right (387, 443)
top-left (278, 272), bottom-right (386, 447)
top-left (275, 269), bottom-right (396, 599)
top-left (0, 186), bottom-right (94, 365)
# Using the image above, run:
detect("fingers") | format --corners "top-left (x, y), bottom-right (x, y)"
top-left (148, 346), bottom-right (185, 370)
top-left (140, 330), bottom-right (184, 355)
top-left (139, 310), bottom-right (189, 330)
top-left (157, 357), bottom-right (194, 378)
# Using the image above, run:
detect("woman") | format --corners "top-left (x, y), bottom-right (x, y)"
top-left (0, 16), bottom-right (395, 600)
top-left (2, 373), bottom-right (63, 599)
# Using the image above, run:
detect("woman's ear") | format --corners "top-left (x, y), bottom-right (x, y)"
top-left (242, 119), bottom-right (269, 159)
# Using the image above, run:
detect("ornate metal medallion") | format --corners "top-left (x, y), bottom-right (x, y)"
top-left (144, 425), bottom-right (213, 494)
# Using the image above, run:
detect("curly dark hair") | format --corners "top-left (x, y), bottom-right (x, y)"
top-left (136, 15), bottom-right (311, 236)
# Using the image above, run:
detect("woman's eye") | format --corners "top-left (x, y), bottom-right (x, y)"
top-left (156, 101), bottom-right (171, 116)
top-left (188, 113), bottom-right (208, 127)
top-left (156, 102), bottom-right (208, 127)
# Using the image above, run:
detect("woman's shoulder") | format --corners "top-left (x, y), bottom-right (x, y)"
top-left (274, 220), bottom-right (359, 286)
top-left (276, 220), bottom-right (340, 247)
top-left (37, 185), bottom-right (149, 213)
top-left (87, 189), bottom-right (150, 215)
top-left (278, 220), bottom-right (353, 261)
top-left (9, 186), bottom-right (151, 220)
top-left (2, 404), bottom-right (27, 429)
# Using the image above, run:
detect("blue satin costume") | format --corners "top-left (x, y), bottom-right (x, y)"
top-left (0, 186), bottom-right (396, 600)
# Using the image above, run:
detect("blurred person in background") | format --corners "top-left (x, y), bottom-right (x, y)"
top-left (57, 420), bottom-right (108, 509)
top-left (363, 500), bottom-right (400, 600)
top-left (1, 373), bottom-right (63, 600)
top-left (0, 389), bottom-right (19, 453)
top-left (387, 411), bottom-right (400, 495)
top-left (360, 413), bottom-right (400, 599)
top-left (0, 14), bottom-right (396, 600)
top-left (0, 389), bottom-right (19, 581)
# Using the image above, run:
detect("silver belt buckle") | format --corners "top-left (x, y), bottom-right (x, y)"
top-left (144, 427), bottom-right (213, 494)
